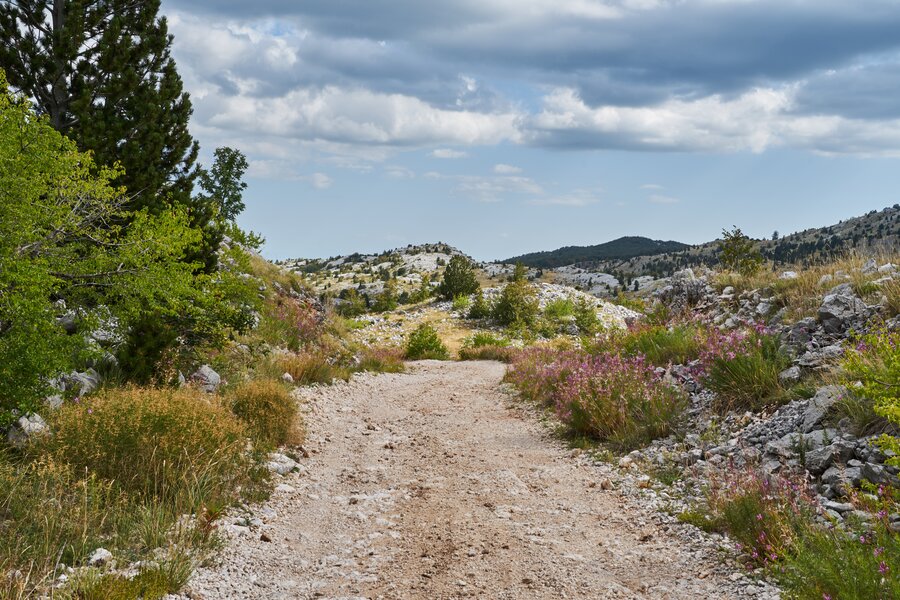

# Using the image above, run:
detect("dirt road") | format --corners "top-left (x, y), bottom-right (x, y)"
top-left (183, 361), bottom-right (754, 599)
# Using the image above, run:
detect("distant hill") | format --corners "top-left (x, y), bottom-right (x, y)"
top-left (587, 204), bottom-right (900, 278)
top-left (503, 236), bottom-right (690, 269)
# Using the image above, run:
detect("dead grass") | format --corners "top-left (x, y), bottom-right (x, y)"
top-left (228, 379), bottom-right (303, 449)
top-left (714, 251), bottom-right (899, 319)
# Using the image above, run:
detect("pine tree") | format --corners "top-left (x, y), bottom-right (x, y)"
top-left (0, 0), bottom-right (200, 213)
top-left (437, 255), bottom-right (480, 301)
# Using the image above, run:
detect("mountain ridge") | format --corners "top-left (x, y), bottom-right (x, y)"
top-left (501, 236), bottom-right (690, 269)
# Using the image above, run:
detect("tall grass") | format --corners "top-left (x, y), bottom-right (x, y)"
top-left (588, 322), bottom-right (705, 367)
top-left (698, 327), bottom-right (791, 413)
top-left (272, 351), bottom-right (351, 385)
top-left (714, 252), bottom-right (899, 319)
top-left (1, 386), bottom-right (261, 598)
top-left (43, 387), bottom-right (251, 508)
top-left (228, 379), bottom-right (301, 450)
top-left (682, 468), bottom-right (900, 600)
top-left (356, 345), bottom-right (406, 373)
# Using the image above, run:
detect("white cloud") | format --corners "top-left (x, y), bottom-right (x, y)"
top-left (455, 175), bottom-right (544, 202)
top-left (209, 86), bottom-right (521, 148)
top-left (530, 188), bottom-right (602, 207)
top-left (649, 193), bottom-right (679, 204)
top-left (526, 86), bottom-right (900, 156)
top-left (385, 165), bottom-right (416, 179)
top-left (432, 148), bottom-right (469, 158)
top-left (308, 173), bottom-right (333, 189)
top-left (493, 163), bottom-right (523, 174)
top-left (641, 183), bottom-right (664, 190)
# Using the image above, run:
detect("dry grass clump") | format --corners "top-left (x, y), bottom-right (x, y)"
top-left (228, 379), bottom-right (302, 449)
top-left (272, 351), bottom-right (351, 385)
top-left (356, 346), bottom-right (406, 373)
top-left (43, 387), bottom-right (251, 507)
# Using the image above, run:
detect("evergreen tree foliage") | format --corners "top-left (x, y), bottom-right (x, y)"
top-left (437, 256), bottom-right (479, 300)
top-left (0, 0), bottom-right (200, 213)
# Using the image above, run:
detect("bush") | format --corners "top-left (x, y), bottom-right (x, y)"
top-left (274, 352), bottom-right (351, 386)
top-left (257, 294), bottom-right (322, 352)
top-left (554, 353), bottom-right (687, 450)
top-left (492, 280), bottom-right (539, 328)
top-left (506, 349), bottom-right (686, 450)
top-left (451, 294), bottom-right (471, 312)
top-left (371, 279), bottom-right (399, 313)
top-left (719, 226), bottom-right (763, 275)
top-left (840, 330), bottom-right (900, 457)
top-left (356, 346), bottom-right (405, 373)
top-left (437, 255), bottom-right (479, 301)
top-left (505, 347), bottom-right (579, 406)
top-left (336, 288), bottom-right (367, 317)
top-left (543, 298), bottom-right (575, 320)
top-left (44, 387), bottom-right (251, 508)
top-left (685, 468), bottom-right (900, 599)
top-left (573, 298), bottom-right (601, 334)
top-left (699, 327), bottom-right (791, 413)
top-left (228, 380), bottom-right (299, 450)
top-left (405, 324), bottom-right (449, 360)
top-left (466, 332), bottom-right (510, 348)
top-left (467, 289), bottom-right (491, 319)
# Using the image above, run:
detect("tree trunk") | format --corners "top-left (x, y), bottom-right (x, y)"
top-left (49, 0), bottom-right (67, 131)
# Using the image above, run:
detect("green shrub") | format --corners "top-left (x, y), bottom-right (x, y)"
top-left (44, 387), bottom-right (251, 508)
top-left (371, 279), bottom-right (399, 313)
top-left (719, 226), bottom-right (763, 275)
top-left (458, 333), bottom-right (515, 362)
top-left (336, 288), bottom-right (367, 317)
top-left (543, 298), bottom-right (575, 320)
top-left (466, 289), bottom-right (491, 319)
top-left (63, 550), bottom-right (194, 600)
top-left (590, 323), bottom-right (705, 367)
top-left (492, 281), bottom-right (539, 328)
top-left (437, 256), bottom-right (479, 300)
top-left (405, 324), bottom-right (449, 360)
top-left (573, 298), bottom-right (601, 334)
top-left (228, 379), bottom-right (299, 450)
top-left (465, 332), bottom-right (510, 348)
top-left (451, 294), bottom-right (471, 312)
top-left (841, 330), bottom-right (900, 459)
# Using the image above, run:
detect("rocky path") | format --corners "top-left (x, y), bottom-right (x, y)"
top-left (181, 361), bottom-right (753, 599)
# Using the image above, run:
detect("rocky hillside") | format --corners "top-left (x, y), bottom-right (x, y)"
top-left (278, 242), bottom-right (470, 299)
top-left (586, 204), bottom-right (900, 278)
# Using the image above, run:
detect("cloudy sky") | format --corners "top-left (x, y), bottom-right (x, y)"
top-left (160, 0), bottom-right (900, 261)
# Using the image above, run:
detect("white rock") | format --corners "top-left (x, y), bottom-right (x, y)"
top-left (87, 547), bottom-right (113, 567)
